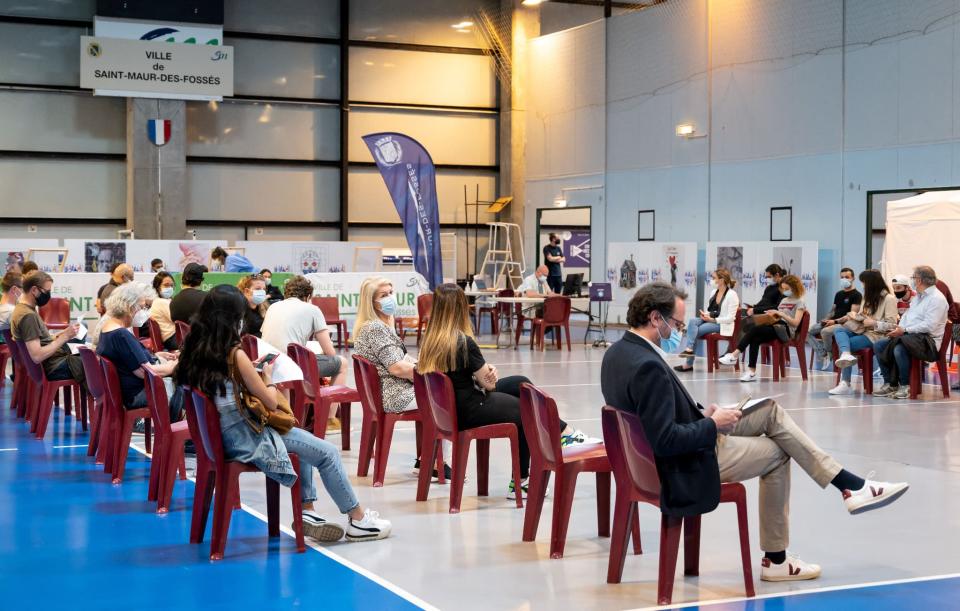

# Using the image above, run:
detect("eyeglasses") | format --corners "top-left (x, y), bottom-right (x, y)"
top-left (662, 315), bottom-right (686, 334)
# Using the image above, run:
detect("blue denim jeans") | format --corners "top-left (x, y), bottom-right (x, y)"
top-left (681, 318), bottom-right (720, 365)
top-left (832, 329), bottom-right (874, 382)
top-left (873, 337), bottom-right (911, 386)
top-left (281, 426), bottom-right (359, 513)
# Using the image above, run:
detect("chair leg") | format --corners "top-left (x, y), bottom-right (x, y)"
top-left (509, 430), bottom-right (523, 509)
top-left (596, 471), bottom-right (611, 537)
top-left (191, 467), bottom-right (215, 544)
top-left (79, 388), bottom-right (88, 432)
top-left (159, 439), bottom-right (182, 513)
top-left (565, 322), bottom-right (572, 351)
top-left (373, 417), bottom-right (398, 487)
top-left (657, 514), bottom-right (684, 606)
top-left (87, 399), bottom-right (101, 456)
top-left (475, 438), bottom-right (489, 496)
top-left (416, 438), bottom-right (439, 502)
top-left (112, 415), bottom-right (137, 484)
top-left (313, 400), bottom-right (331, 439)
top-left (538, 324), bottom-right (546, 352)
top-left (706, 339), bottom-right (715, 373)
top-left (32, 386), bottom-right (53, 437)
top-left (909, 361), bottom-right (921, 400)
top-left (340, 403), bottom-right (351, 451)
top-left (606, 493), bottom-right (635, 584)
top-left (939, 357), bottom-right (951, 398)
top-left (289, 455), bottom-right (306, 553)
top-left (209, 472), bottom-right (235, 560)
top-left (797, 345), bottom-right (809, 381)
top-left (549, 468), bottom-right (580, 559)
top-left (631, 508), bottom-right (642, 555)
top-left (266, 477), bottom-right (280, 537)
top-left (449, 437), bottom-right (471, 514)
top-left (522, 468), bottom-right (551, 542)
top-left (148, 436), bottom-right (164, 502)
top-left (734, 491), bottom-right (756, 597)
top-left (771, 345), bottom-right (781, 382)
top-left (683, 515), bottom-right (701, 576)
top-left (357, 414), bottom-right (376, 478)
top-left (144, 417), bottom-right (152, 454)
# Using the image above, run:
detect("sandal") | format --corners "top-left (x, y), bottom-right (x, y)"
top-left (673, 364), bottom-right (694, 373)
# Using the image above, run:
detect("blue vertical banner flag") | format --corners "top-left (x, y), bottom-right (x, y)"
top-left (362, 132), bottom-right (443, 289)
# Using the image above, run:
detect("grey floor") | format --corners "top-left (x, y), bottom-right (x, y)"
top-left (168, 331), bottom-right (960, 610)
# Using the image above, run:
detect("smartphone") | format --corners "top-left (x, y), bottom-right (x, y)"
top-left (255, 352), bottom-right (279, 371)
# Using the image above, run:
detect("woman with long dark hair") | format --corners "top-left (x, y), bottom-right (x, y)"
top-left (828, 269), bottom-right (899, 395)
top-left (176, 285), bottom-right (391, 543)
top-left (417, 284), bottom-right (595, 499)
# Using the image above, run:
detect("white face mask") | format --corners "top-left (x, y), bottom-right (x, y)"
top-left (159, 287), bottom-right (174, 299)
top-left (132, 309), bottom-right (150, 328)
top-left (251, 289), bottom-right (267, 305)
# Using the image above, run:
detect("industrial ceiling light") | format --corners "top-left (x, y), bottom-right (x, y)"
top-left (675, 123), bottom-right (695, 137)
top-left (451, 20), bottom-right (474, 28)
top-left (522, 0), bottom-right (545, 5)
top-left (553, 196), bottom-right (568, 208)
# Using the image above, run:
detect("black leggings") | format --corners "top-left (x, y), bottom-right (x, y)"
top-left (458, 375), bottom-right (567, 479)
top-left (737, 325), bottom-right (780, 368)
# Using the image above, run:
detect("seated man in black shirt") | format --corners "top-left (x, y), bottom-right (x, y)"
top-left (600, 282), bottom-right (908, 582)
top-left (169, 263), bottom-right (208, 325)
top-left (808, 267), bottom-right (863, 370)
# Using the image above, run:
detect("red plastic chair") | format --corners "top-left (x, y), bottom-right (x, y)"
top-left (416, 293), bottom-right (433, 346)
top-left (1, 330), bottom-right (28, 417)
top-left (240, 334), bottom-right (259, 360)
top-left (353, 355), bottom-right (424, 487)
top-left (514, 303), bottom-right (534, 349)
top-left (39, 297), bottom-right (70, 331)
top-left (475, 289), bottom-right (512, 336)
top-left (413, 370), bottom-right (523, 513)
top-left (0, 343), bottom-right (8, 390)
top-left (311, 296), bottom-right (348, 349)
top-left (759, 311), bottom-right (811, 381)
top-left (286, 342), bottom-right (355, 450)
top-left (174, 321), bottom-right (191, 346)
top-left (831, 342), bottom-right (874, 394)
top-left (705, 309), bottom-right (742, 373)
top-left (909, 321), bottom-right (953, 399)
top-left (147, 318), bottom-right (166, 353)
top-left (181, 390), bottom-right (217, 543)
top-left (143, 369), bottom-right (189, 513)
top-left (17, 340), bottom-right (83, 439)
top-left (530, 296), bottom-right (572, 351)
top-left (77, 346), bottom-right (110, 462)
top-left (601, 406), bottom-right (754, 605)
top-left (519, 383), bottom-right (640, 559)
top-left (188, 388), bottom-right (306, 560)
top-left (100, 357), bottom-right (152, 484)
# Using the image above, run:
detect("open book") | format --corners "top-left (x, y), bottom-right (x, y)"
top-left (253, 338), bottom-right (304, 384)
top-left (722, 394), bottom-right (783, 415)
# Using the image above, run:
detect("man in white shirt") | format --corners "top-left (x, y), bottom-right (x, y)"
top-left (518, 265), bottom-right (553, 297)
top-left (873, 265), bottom-right (949, 399)
top-left (261, 275), bottom-right (347, 386)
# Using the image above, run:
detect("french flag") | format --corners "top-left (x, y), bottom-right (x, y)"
top-left (147, 119), bottom-right (172, 146)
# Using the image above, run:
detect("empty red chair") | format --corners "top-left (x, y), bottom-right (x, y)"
top-left (530, 296), bottom-right (572, 351)
top-left (416, 293), bottom-right (433, 346)
top-left (1, 330), bottom-right (28, 418)
top-left (413, 370), bottom-right (523, 513)
top-left (188, 388), bottom-right (306, 560)
top-left (100, 357), bottom-right (152, 484)
top-left (705, 309), bottom-right (742, 373)
top-left (601, 406), bottom-right (754, 605)
top-left (174, 321), bottom-right (191, 346)
top-left (77, 346), bottom-right (110, 462)
top-left (39, 297), bottom-right (70, 330)
top-left (831, 343), bottom-right (874, 394)
top-left (311, 296), bottom-right (348, 349)
top-left (353, 355), bottom-right (424, 487)
top-left (240, 334), bottom-right (259, 360)
top-left (147, 318), bottom-right (166, 354)
top-left (909, 320), bottom-right (953, 399)
top-left (759, 311), bottom-right (811, 381)
top-left (17, 340), bottom-right (83, 439)
top-left (474, 289), bottom-right (512, 336)
top-left (520, 383), bottom-right (640, 559)
top-left (143, 369), bottom-right (189, 513)
top-left (286, 342), bottom-right (355, 450)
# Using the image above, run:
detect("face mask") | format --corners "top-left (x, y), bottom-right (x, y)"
top-left (251, 290), bottom-right (267, 305)
top-left (264, 277), bottom-right (272, 286)
top-left (537, 275), bottom-right (546, 284)
top-left (160, 287), bottom-right (174, 299)
top-left (894, 289), bottom-right (907, 299)
top-left (840, 278), bottom-right (852, 289)
top-left (35, 288), bottom-right (51, 307)
top-left (378, 294), bottom-right (398, 316)
top-left (153, 267), bottom-right (164, 273)
top-left (782, 289), bottom-right (793, 297)
top-left (709, 279), bottom-right (717, 288)
top-left (656, 315), bottom-right (683, 353)
top-left (132, 309), bottom-right (150, 328)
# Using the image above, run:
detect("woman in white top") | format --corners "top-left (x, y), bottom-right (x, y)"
top-left (676, 269), bottom-right (740, 372)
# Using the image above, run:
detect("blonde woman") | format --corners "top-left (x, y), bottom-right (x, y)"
top-left (237, 273), bottom-right (269, 337)
top-left (418, 284), bottom-right (594, 499)
top-left (353, 277), bottom-right (451, 478)
top-left (676, 268), bottom-right (740, 372)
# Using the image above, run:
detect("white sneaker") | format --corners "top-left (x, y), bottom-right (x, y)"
top-left (828, 381), bottom-right (852, 395)
top-left (761, 554), bottom-right (822, 582)
top-left (739, 371), bottom-right (757, 382)
top-left (872, 383), bottom-right (896, 397)
top-left (835, 352), bottom-right (858, 369)
top-left (346, 509), bottom-right (392, 542)
top-left (561, 429), bottom-right (602, 448)
top-left (844, 474), bottom-right (909, 515)
top-left (299, 510), bottom-right (345, 542)
top-left (719, 353), bottom-right (739, 366)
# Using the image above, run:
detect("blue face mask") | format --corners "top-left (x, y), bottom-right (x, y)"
top-left (782, 289), bottom-right (793, 297)
top-left (251, 289), bottom-right (267, 305)
top-left (378, 294), bottom-right (398, 316)
top-left (839, 278), bottom-right (852, 289)
top-left (657, 316), bottom-right (683, 353)
top-left (159, 287), bottom-right (174, 299)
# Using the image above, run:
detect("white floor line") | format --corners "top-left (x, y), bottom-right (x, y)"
top-left (52, 444), bottom-right (89, 449)
top-left (629, 571), bottom-right (960, 611)
top-left (124, 443), bottom-right (437, 611)
top-left (0, 447), bottom-right (17, 452)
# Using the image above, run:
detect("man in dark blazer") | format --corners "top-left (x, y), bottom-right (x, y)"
top-left (601, 282), bottom-right (909, 583)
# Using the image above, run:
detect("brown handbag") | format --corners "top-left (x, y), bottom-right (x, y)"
top-left (751, 313), bottom-right (778, 327)
top-left (229, 350), bottom-right (298, 435)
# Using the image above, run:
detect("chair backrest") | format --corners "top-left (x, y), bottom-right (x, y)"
top-left (181, 388), bottom-right (213, 469)
top-left (729, 307), bottom-right (743, 339)
top-left (311, 296), bottom-right (340, 321)
top-left (77, 346), bottom-right (107, 403)
top-left (791, 310), bottom-right (811, 346)
top-left (542, 296), bottom-right (572, 324)
top-left (39, 297), bottom-right (70, 325)
top-left (519, 383), bottom-right (563, 467)
top-left (240, 334), bottom-right (259, 360)
top-left (497, 289), bottom-right (515, 314)
top-left (412, 370), bottom-right (457, 438)
top-left (417, 293), bottom-right (433, 319)
top-left (353, 354), bottom-right (385, 420)
top-left (16, 340), bottom-right (46, 385)
top-left (940, 321), bottom-right (954, 359)
top-left (147, 318), bottom-right (164, 350)
top-left (175, 321), bottom-right (191, 346)
top-left (190, 388), bottom-right (226, 468)
top-left (99, 356), bottom-right (127, 422)
top-left (143, 368), bottom-right (172, 446)
top-left (0, 329), bottom-right (20, 367)
top-left (600, 406), bottom-right (661, 504)
top-left (287, 342), bottom-right (320, 422)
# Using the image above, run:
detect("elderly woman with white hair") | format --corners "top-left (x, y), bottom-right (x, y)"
top-left (96, 281), bottom-right (183, 420)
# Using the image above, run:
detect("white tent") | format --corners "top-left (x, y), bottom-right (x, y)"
top-left (882, 190), bottom-right (960, 294)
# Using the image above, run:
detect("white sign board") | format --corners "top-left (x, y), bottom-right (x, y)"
top-left (305, 272), bottom-right (429, 325)
top-left (605, 242), bottom-right (698, 324)
top-left (94, 16), bottom-right (223, 45)
top-left (1, 239), bottom-right (60, 271)
top-left (62, 239), bottom-right (228, 273)
top-left (235, 241), bottom-right (384, 274)
top-left (705, 241), bottom-right (819, 321)
top-left (80, 36), bottom-right (233, 101)
top-left (49, 272), bottom-right (156, 321)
